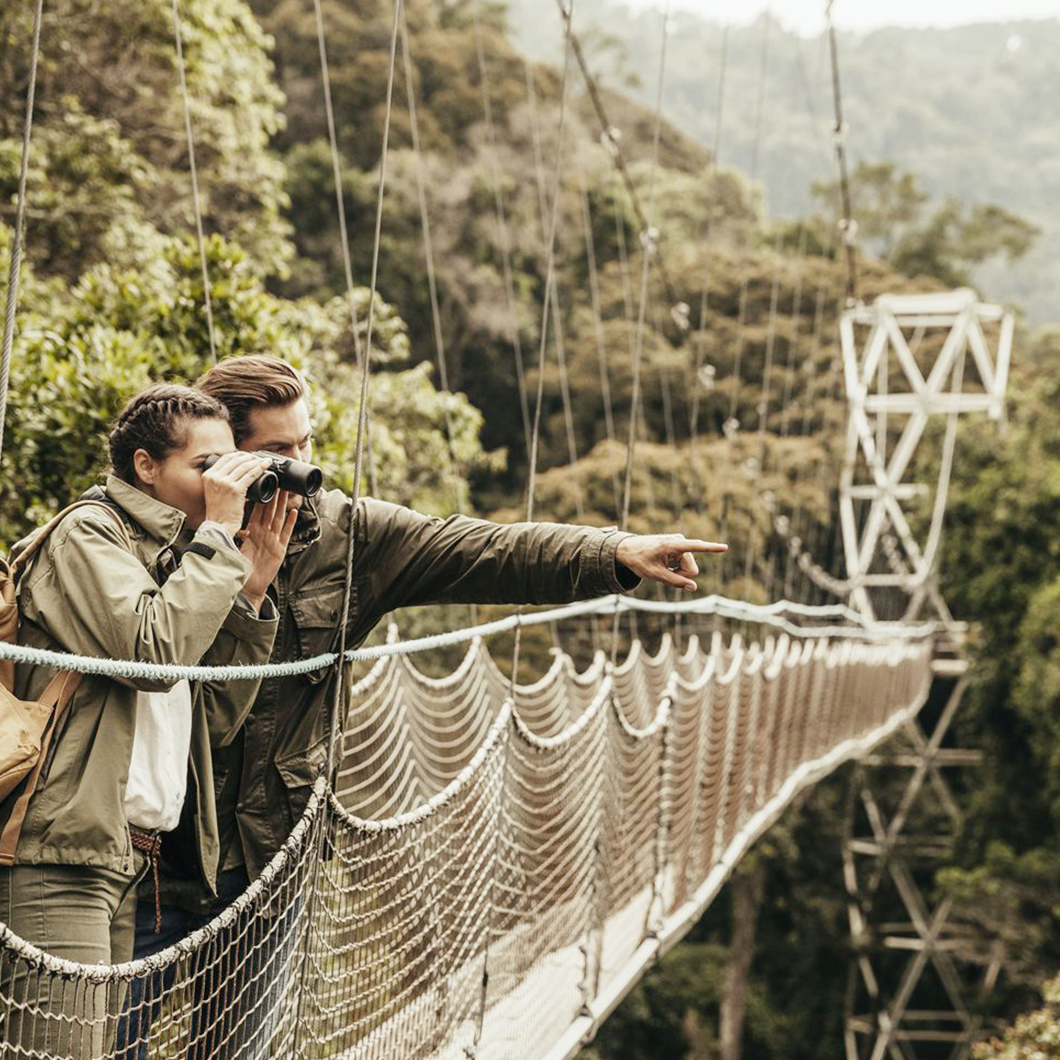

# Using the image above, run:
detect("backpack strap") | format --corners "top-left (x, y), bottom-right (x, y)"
top-left (0, 500), bottom-right (138, 863)
top-left (0, 670), bottom-right (82, 866)
top-left (11, 499), bottom-right (135, 587)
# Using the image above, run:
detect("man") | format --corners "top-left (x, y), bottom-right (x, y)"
top-left (193, 355), bottom-right (725, 894)
top-left (127, 354), bottom-right (725, 1055)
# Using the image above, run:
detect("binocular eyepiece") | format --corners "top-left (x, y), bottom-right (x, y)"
top-left (202, 452), bottom-right (323, 506)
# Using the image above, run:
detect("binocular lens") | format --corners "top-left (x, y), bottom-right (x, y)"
top-left (252, 452), bottom-right (322, 498)
top-left (248, 470), bottom-right (280, 504)
top-left (201, 455), bottom-right (279, 505)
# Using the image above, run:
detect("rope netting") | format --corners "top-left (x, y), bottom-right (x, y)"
top-left (0, 1), bottom-right (960, 1056)
top-left (0, 616), bottom-right (934, 1059)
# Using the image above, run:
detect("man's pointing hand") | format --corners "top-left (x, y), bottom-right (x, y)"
top-left (615, 534), bottom-right (728, 592)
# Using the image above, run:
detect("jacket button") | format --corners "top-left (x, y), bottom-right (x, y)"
top-left (236, 802), bottom-right (247, 814)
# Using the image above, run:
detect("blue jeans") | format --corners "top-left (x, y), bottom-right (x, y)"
top-left (115, 867), bottom-right (249, 1059)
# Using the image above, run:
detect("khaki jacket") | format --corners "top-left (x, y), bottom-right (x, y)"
top-left (4, 476), bottom-right (278, 887)
top-left (211, 490), bottom-right (638, 885)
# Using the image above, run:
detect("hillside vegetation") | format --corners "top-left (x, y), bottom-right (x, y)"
top-left (1, 1), bottom-right (1057, 1058)
top-left (509, 1), bottom-right (1060, 325)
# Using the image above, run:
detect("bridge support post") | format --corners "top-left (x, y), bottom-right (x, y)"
top-left (842, 641), bottom-right (1001, 1060)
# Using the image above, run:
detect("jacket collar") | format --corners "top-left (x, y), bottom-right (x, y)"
top-left (287, 495), bottom-right (322, 556)
top-left (102, 475), bottom-right (188, 549)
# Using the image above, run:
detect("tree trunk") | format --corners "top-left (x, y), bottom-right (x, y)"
top-left (719, 859), bottom-right (767, 1060)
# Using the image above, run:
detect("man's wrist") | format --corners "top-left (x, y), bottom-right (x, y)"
top-left (245, 593), bottom-right (266, 615)
top-left (238, 589), bottom-right (270, 616)
top-left (602, 529), bottom-right (640, 592)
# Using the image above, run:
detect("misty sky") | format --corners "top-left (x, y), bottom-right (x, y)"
top-left (625, 0), bottom-right (1060, 35)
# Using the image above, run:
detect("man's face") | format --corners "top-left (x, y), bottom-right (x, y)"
top-left (240, 398), bottom-right (314, 511)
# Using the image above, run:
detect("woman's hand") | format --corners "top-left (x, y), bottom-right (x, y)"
top-left (202, 451), bottom-right (272, 537)
top-left (238, 491), bottom-right (298, 612)
top-left (615, 534), bottom-right (728, 592)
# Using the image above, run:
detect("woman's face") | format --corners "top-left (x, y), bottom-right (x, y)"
top-left (134, 418), bottom-right (236, 530)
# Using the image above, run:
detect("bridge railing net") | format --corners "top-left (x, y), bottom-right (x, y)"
top-left (0, 627), bottom-right (933, 1060)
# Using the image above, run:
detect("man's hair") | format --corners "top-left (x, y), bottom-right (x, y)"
top-left (196, 356), bottom-right (308, 445)
top-left (109, 384), bottom-right (229, 483)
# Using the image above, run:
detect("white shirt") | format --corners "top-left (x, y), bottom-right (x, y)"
top-left (124, 679), bottom-right (193, 832)
top-left (123, 521), bottom-right (249, 833)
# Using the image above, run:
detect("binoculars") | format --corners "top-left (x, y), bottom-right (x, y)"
top-left (202, 452), bottom-right (323, 505)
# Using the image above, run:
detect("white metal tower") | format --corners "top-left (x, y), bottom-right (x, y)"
top-left (838, 289), bottom-right (1013, 624)
top-left (841, 288), bottom-right (1013, 1060)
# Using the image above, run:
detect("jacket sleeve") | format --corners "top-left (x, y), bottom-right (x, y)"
top-left (197, 599), bottom-right (279, 748)
top-left (357, 499), bottom-right (641, 617)
top-left (19, 510), bottom-right (253, 693)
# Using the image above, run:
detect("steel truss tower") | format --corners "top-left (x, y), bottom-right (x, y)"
top-left (839, 290), bottom-right (1012, 1060)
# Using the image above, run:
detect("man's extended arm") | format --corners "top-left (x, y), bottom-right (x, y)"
top-left (357, 500), bottom-right (637, 613)
top-left (353, 499), bottom-right (727, 618)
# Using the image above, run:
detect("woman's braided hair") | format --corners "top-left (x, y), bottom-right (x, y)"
top-left (109, 384), bottom-right (230, 484)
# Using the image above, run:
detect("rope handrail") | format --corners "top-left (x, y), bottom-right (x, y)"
top-left (0, 621), bottom-right (934, 1060)
top-left (0, 594), bottom-right (937, 683)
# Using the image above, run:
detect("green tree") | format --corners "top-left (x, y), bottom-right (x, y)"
top-left (0, 0), bottom-right (291, 279)
top-left (935, 327), bottom-right (1060, 994)
top-left (0, 225), bottom-right (494, 546)
top-left (811, 161), bottom-right (1039, 287)
top-left (974, 976), bottom-right (1060, 1059)
top-left (892, 198), bottom-right (1040, 287)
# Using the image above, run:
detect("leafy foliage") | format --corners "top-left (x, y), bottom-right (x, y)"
top-left (931, 328), bottom-right (1060, 993)
top-left (974, 976), bottom-right (1060, 1059)
top-left (0, 225), bottom-right (492, 545)
top-left (812, 161), bottom-right (1039, 286)
top-left (0, 0), bottom-right (291, 278)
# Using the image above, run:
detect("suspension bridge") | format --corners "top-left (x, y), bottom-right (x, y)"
top-left (0, 0), bottom-right (1016, 1058)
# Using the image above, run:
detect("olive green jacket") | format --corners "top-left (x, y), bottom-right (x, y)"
top-left (210, 490), bottom-right (638, 885)
top-left (4, 476), bottom-right (278, 887)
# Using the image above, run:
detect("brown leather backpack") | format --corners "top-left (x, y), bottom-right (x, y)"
top-left (0, 500), bottom-right (132, 865)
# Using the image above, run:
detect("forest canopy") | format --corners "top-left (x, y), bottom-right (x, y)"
top-left (1, 0), bottom-right (1056, 1057)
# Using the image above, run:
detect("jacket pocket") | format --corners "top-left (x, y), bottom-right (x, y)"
top-left (274, 736), bottom-right (328, 827)
top-left (275, 735), bottom-right (328, 790)
top-left (289, 589), bottom-right (346, 685)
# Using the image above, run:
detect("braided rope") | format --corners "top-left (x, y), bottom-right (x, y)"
top-left (0, 0), bottom-right (45, 459)
top-left (0, 633), bottom-right (932, 993)
top-left (0, 776), bottom-right (327, 979)
top-left (0, 593), bottom-right (935, 684)
top-left (170, 0), bottom-right (218, 362)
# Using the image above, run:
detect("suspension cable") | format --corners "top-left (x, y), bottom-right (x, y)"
top-left (472, 18), bottom-right (533, 463)
top-left (688, 22), bottom-right (729, 451)
top-left (399, 8), bottom-right (464, 515)
top-left (617, 4), bottom-right (669, 535)
top-left (313, 0), bottom-right (401, 786)
top-left (714, 15), bottom-right (770, 595)
top-left (523, 57), bottom-right (585, 519)
top-left (826, 0), bottom-right (858, 304)
top-left (0, 0), bottom-right (45, 464)
top-left (726, 15), bottom-right (771, 429)
top-left (295, 2), bottom-right (400, 1045)
top-left (576, 161), bottom-right (621, 517)
top-left (742, 228), bottom-right (784, 598)
top-left (606, 3), bottom-right (670, 661)
top-left (509, 0), bottom-right (577, 687)
top-left (557, 0), bottom-right (684, 320)
top-left (399, 9), bottom-right (478, 628)
top-left (170, 0), bottom-right (218, 363)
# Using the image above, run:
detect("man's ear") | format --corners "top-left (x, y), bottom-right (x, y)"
top-left (132, 448), bottom-right (157, 487)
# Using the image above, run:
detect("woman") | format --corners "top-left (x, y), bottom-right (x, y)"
top-left (0, 383), bottom-right (295, 1055)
